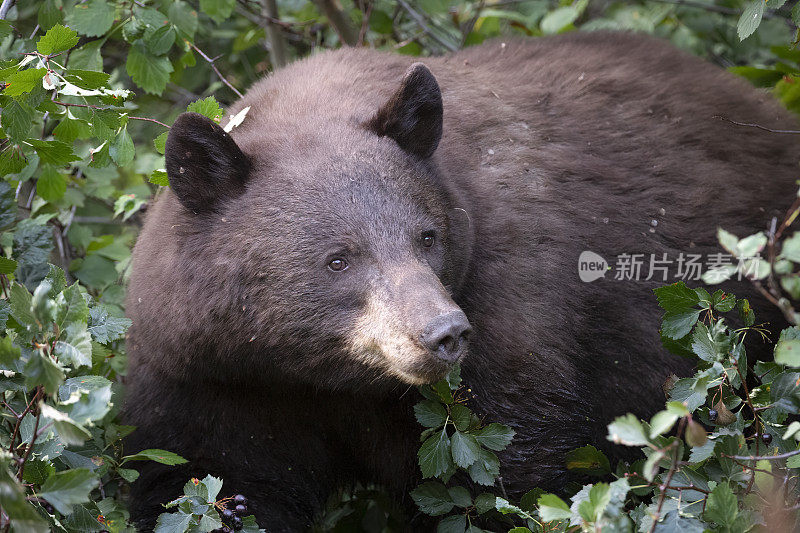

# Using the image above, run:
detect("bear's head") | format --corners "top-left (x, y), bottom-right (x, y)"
top-left (156, 62), bottom-right (473, 390)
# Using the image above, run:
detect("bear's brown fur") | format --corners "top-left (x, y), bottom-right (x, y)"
top-left (124, 32), bottom-right (799, 530)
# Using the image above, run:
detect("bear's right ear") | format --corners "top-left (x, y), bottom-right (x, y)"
top-left (365, 63), bottom-right (443, 159)
top-left (165, 112), bottom-right (251, 213)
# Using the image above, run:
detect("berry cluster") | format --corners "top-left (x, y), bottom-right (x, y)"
top-left (213, 494), bottom-right (248, 532)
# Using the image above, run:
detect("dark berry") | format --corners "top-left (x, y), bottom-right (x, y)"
top-left (234, 494), bottom-right (247, 505)
top-left (232, 516), bottom-right (243, 531)
top-left (708, 409), bottom-right (718, 422)
top-left (234, 504), bottom-right (247, 515)
top-left (222, 528), bottom-right (232, 533)
top-left (222, 508), bottom-right (234, 520)
top-left (763, 433), bottom-right (773, 445)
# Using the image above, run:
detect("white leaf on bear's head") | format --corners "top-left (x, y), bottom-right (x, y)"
top-left (223, 106), bottom-right (251, 133)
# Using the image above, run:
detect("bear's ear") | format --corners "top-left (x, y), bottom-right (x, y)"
top-left (165, 112), bottom-right (251, 213)
top-left (365, 63), bottom-right (443, 159)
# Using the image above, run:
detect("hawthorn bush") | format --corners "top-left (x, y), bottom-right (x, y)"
top-left (1, 0), bottom-right (800, 532)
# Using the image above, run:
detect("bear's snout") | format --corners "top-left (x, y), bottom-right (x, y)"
top-left (419, 310), bottom-right (472, 363)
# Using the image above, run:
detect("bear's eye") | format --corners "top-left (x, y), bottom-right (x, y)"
top-left (328, 258), bottom-right (348, 272)
top-left (421, 232), bottom-right (435, 248)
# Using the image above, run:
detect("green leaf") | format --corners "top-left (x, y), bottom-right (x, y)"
top-left (0, 257), bottom-right (18, 275)
top-left (37, 23), bottom-right (79, 55)
top-left (565, 444), bottom-right (611, 476)
top-left (38, 468), bottom-right (98, 514)
top-left (150, 169), bottom-right (170, 186)
top-left (447, 485), bottom-right (472, 507)
top-left (738, 0), bottom-right (765, 40)
top-left (473, 423), bottom-right (515, 451)
top-left (187, 96), bottom-right (224, 123)
top-left (54, 322), bottom-right (93, 367)
top-left (649, 410), bottom-right (679, 438)
top-left (607, 413), bottom-right (649, 446)
top-left (474, 492), bottom-right (496, 515)
top-left (654, 281), bottom-right (699, 311)
top-left (25, 352), bottom-right (65, 394)
top-left (37, 166), bottom-right (67, 202)
top-left (154, 131), bottom-right (168, 154)
top-left (661, 308), bottom-right (700, 340)
top-left (38, 0), bottom-right (63, 29)
top-left (451, 431), bottom-right (482, 468)
top-left (154, 511), bottom-right (193, 533)
top-left (168, 1), bottom-right (198, 39)
top-left (3, 68), bottom-right (46, 97)
top-left (63, 69), bottom-right (111, 89)
top-left (66, 0), bottom-right (116, 37)
top-left (540, 6), bottom-right (579, 34)
top-left (418, 429), bottom-right (452, 478)
top-left (436, 515), bottom-right (466, 533)
top-left (110, 125), bottom-right (135, 166)
top-left (145, 24), bottom-right (176, 55)
top-left (467, 447), bottom-right (500, 485)
top-left (117, 467), bottom-right (140, 483)
top-left (9, 282), bottom-right (36, 327)
top-left (704, 481), bottom-right (738, 527)
top-left (414, 400), bottom-right (447, 428)
top-left (126, 40), bottom-right (174, 95)
top-left (0, 335), bottom-right (20, 366)
top-left (121, 449), bottom-right (188, 465)
top-left (775, 339), bottom-right (800, 367)
top-left (2, 99), bottom-right (34, 143)
top-left (537, 493), bottom-right (572, 521)
top-left (28, 139), bottom-right (80, 165)
top-left (199, 0), bottom-right (236, 23)
top-left (410, 481), bottom-right (454, 516)
top-left (0, 467), bottom-right (49, 532)
top-left (88, 305), bottom-right (132, 343)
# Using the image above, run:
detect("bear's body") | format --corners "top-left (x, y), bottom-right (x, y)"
top-left (125, 32), bottom-right (799, 530)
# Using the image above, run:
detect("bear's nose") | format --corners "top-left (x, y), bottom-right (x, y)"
top-left (419, 310), bottom-right (473, 363)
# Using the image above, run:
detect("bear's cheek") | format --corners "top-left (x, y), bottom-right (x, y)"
top-left (346, 293), bottom-right (452, 385)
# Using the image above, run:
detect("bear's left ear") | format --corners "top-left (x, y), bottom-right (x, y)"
top-left (365, 63), bottom-right (443, 159)
top-left (165, 112), bottom-right (251, 213)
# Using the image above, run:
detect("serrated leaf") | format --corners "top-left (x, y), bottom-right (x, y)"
top-left (66, 0), bottom-right (116, 37)
top-left (451, 431), bottom-right (482, 468)
top-left (607, 414), bottom-right (649, 446)
top-left (38, 468), bottom-right (98, 514)
top-left (410, 481), bottom-right (454, 516)
top-left (199, 0), bottom-right (236, 23)
top-left (55, 322), bottom-right (92, 367)
top-left (467, 447), bottom-right (500, 485)
top-left (414, 400), bottom-right (447, 428)
top-left (145, 24), bottom-right (175, 55)
top-left (654, 281), bottom-right (699, 311)
top-left (121, 449), bottom-right (188, 465)
top-left (154, 131), bottom-right (168, 154)
top-left (473, 423), bottom-right (515, 451)
top-left (704, 481), bottom-right (738, 527)
top-left (126, 40), bottom-right (174, 95)
top-left (37, 23), bottom-right (79, 55)
top-left (0, 257), bottom-right (18, 275)
top-left (88, 305), bottom-right (132, 343)
top-left (110, 124), bottom-right (135, 166)
top-left (3, 68), bottom-right (47, 97)
top-left (154, 511), bottom-right (193, 533)
top-left (738, 0), bottom-right (765, 41)
top-left (537, 493), bottom-right (572, 521)
top-left (418, 429), bottom-right (452, 478)
top-left (187, 96), bottom-right (224, 122)
top-left (168, 1), bottom-right (198, 39)
top-left (661, 308), bottom-right (700, 340)
top-left (37, 166), bottom-right (67, 202)
top-left (28, 139), bottom-right (79, 165)
top-left (775, 339), bottom-right (800, 367)
top-left (150, 169), bottom-right (170, 186)
top-left (2, 99), bottom-right (34, 143)
top-left (565, 444), bottom-right (611, 476)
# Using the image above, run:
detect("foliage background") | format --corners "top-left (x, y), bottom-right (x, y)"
top-left (2, 0), bottom-right (800, 532)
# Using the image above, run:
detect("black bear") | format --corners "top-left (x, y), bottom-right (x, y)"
top-left (124, 31), bottom-right (799, 530)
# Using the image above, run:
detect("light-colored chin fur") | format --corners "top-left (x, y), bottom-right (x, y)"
top-left (349, 293), bottom-right (446, 385)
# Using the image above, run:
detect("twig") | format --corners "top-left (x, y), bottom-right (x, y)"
top-left (714, 115), bottom-right (800, 135)
top-left (460, 0), bottom-right (485, 48)
top-left (649, 418), bottom-right (686, 533)
top-left (314, 0), bottom-right (359, 46)
top-left (0, 0), bottom-right (13, 20)
top-left (187, 42), bottom-right (244, 99)
top-left (724, 449), bottom-right (800, 461)
top-left (52, 101), bottom-right (170, 128)
top-left (357, 0), bottom-right (373, 47)
top-left (17, 407), bottom-right (41, 481)
top-left (262, 0), bottom-right (288, 68)
top-left (397, 0), bottom-right (458, 52)
top-left (7, 388), bottom-right (43, 456)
